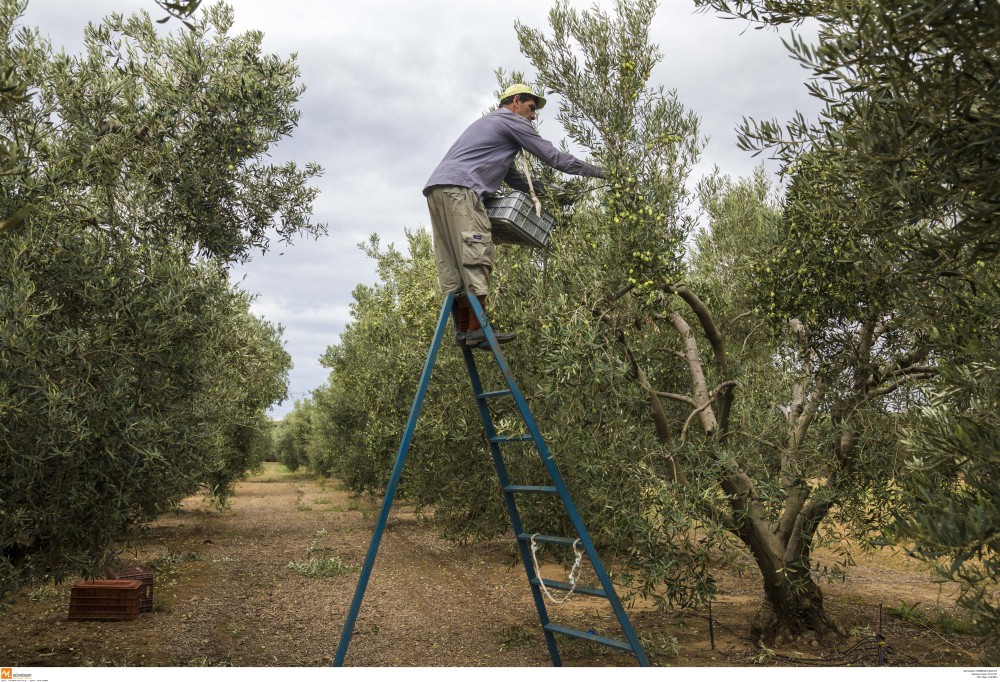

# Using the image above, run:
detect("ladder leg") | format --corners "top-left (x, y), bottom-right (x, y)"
top-left (465, 293), bottom-right (650, 666)
top-left (460, 342), bottom-right (563, 666)
top-left (332, 293), bottom-right (456, 666)
top-left (517, 412), bottom-right (650, 665)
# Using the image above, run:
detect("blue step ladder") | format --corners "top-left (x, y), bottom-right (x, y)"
top-left (332, 292), bottom-right (650, 667)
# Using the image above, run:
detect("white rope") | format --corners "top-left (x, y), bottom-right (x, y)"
top-left (518, 152), bottom-right (543, 218)
top-left (530, 533), bottom-right (584, 604)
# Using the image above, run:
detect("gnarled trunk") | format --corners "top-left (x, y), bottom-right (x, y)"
top-left (752, 555), bottom-right (836, 643)
top-left (616, 289), bottom-right (859, 644)
top-left (726, 476), bottom-right (839, 644)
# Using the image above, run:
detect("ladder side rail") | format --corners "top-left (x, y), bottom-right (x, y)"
top-left (467, 293), bottom-right (651, 666)
top-left (332, 293), bottom-right (455, 667)
top-left (460, 344), bottom-right (563, 666)
top-left (528, 415), bottom-right (651, 664)
top-left (532, 427), bottom-right (650, 665)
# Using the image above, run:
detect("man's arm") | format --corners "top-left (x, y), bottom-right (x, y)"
top-left (503, 165), bottom-right (533, 194)
top-left (502, 166), bottom-right (573, 201)
top-left (505, 115), bottom-right (605, 179)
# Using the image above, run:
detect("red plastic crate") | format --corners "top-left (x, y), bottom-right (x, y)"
top-left (107, 565), bottom-right (154, 612)
top-left (68, 580), bottom-right (141, 621)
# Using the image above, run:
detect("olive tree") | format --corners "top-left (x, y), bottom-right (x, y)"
top-left (273, 398), bottom-right (316, 473)
top-left (305, 231), bottom-right (506, 535)
top-left (1, 1), bottom-right (320, 594)
top-left (518, 0), bottom-right (960, 641)
top-left (696, 0), bottom-right (1000, 655)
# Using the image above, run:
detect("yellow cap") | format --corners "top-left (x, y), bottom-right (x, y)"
top-left (500, 83), bottom-right (546, 110)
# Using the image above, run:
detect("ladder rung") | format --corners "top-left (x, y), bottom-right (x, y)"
top-left (477, 389), bottom-right (512, 400)
top-left (504, 485), bottom-right (557, 494)
top-left (543, 624), bottom-right (634, 652)
top-left (517, 533), bottom-right (580, 547)
top-left (489, 434), bottom-right (534, 444)
top-left (530, 578), bottom-right (607, 599)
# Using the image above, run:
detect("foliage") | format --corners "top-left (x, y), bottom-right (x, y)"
top-left (1, 2), bottom-right (320, 595)
top-left (306, 231), bottom-right (504, 537)
top-left (0, 228), bottom-right (291, 594)
top-left (895, 354), bottom-right (1000, 656)
top-left (697, 0), bottom-right (999, 267)
top-left (153, 0), bottom-right (202, 28)
top-left (696, 0), bottom-right (1000, 658)
top-left (517, 0), bottom-right (701, 292)
top-left (287, 541), bottom-right (350, 579)
top-left (273, 398), bottom-right (315, 472)
top-left (6, 1), bottom-right (322, 262)
top-left (289, 0), bottom-right (727, 608)
top-left (515, 0), bottom-right (939, 638)
top-left (496, 624), bottom-right (536, 651)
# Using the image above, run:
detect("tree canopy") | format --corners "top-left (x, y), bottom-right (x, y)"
top-left (1, 1), bottom-right (323, 595)
top-left (696, 0), bottom-right (999, 657)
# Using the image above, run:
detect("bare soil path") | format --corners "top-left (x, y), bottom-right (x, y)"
top-left (0, 464), bottom-right (983, 667)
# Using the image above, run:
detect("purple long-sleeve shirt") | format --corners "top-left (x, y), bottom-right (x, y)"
top-left (423, 108), bottom-right (603, 198)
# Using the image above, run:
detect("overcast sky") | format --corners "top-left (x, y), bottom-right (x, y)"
top-left (20, 0), bottom-right (821, 418)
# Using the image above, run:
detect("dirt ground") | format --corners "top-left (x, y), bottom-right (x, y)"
top-left (0, 463), bottom-right (984, 667)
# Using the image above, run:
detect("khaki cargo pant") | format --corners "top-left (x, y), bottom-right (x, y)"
top-left (426, 185), bottom-right (494, 297)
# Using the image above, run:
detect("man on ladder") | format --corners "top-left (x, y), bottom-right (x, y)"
top-left (333, 84), bottom-right (649, 668)
top-left (423, 83), bottom-right (605, 347)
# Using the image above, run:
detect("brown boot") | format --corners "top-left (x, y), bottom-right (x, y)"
top-left (454, 295), bottom-right (470, 346)
top-left (465, 295), bottom-right (516, 347)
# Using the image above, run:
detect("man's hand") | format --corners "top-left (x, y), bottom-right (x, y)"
top-left (541, 182), bottom-right (575, 206)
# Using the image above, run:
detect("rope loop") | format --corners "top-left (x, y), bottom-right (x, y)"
top-left (530, 533), bottom-right (584, 604)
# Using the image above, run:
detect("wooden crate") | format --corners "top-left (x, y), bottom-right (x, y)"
top-left (68, 580), bottom-right (141, 621)
top-left (107, 565), bottom-right (154, 612)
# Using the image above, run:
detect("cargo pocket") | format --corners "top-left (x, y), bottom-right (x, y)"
top-left (461, 230), bottom-right (494, 268)
top-left (442, 188), bottom-right (473, 217)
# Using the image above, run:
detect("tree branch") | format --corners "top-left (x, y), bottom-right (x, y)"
top-left (884, 364), bottom-right (936, 379)
top-left (618, 330), bottom-right (675, 445)
top-left (651, 390), bottom-right (697, 406)
top-left (667, 308), bottom-right (719, 435)
top-left (666, 284), bottom-right (727, 377)
top-left (667, 348), bottom-right (687, 362)
top-left (777, 485), bottom-right (811, 546)
top-left (785, 495), bottom-right (835, 565)
top-left (680, 381), bottom-right (738, 443)
top-left (792, 395), bottom-right (820, 450)
top-left (865, 374), bottom-right (931, 399)
top-left (666, 284), bottom-right (736, 438)
top-left (742, 320), bottom-right (768, 352)
top-left (728, 311), bottom-right (754, 326)
top-left (591, 282), bottom-right (636, 324)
